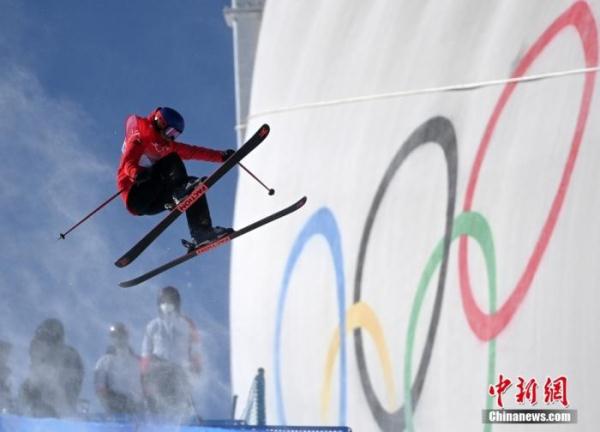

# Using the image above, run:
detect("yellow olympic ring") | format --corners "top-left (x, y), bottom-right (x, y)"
top-left (321, 301), bottom-right (397, 422)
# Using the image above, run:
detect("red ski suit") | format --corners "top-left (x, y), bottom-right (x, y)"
top-left (117, 114), bottom-right (224, 214)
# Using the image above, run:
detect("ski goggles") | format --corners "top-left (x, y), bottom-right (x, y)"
top-left (163, 126), bottom-right (182, 140)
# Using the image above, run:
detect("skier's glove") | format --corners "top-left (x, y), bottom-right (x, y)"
top-left (221, 149), bottom-right (235, 162)
top-left (134, 169), bottom-right (152, 185)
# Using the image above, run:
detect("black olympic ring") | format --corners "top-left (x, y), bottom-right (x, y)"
top-left (353, 116), bottom-right (458, 431)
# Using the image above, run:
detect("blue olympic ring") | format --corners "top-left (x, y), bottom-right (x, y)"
top-left (274, 207), bottom-right (347, 425)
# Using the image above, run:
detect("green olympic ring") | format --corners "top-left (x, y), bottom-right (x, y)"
top-left (404, 211), bottom-right (497, 432)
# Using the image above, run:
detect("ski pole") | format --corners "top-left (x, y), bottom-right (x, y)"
top-left (238, 162), bottom-right (275, 196)
top-left (59, 189), bottom-right (124, 240)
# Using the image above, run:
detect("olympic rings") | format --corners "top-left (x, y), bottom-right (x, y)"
top-left (459, 0), bottom-right (598, 341)
top-left (272, 3), bottom-right (598, 430)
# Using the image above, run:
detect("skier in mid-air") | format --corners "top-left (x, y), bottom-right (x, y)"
top-left (117, 107), bottom-right (234, 249)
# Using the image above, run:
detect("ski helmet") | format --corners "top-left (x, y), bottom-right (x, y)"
top-left (158, 286), bottom-right (181, 312)
top-left (109, 322), bottom-right (128, 341)
top-left (153, 107), bottom-right (185, 140)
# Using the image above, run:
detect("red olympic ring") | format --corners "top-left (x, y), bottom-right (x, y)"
top-left (459, 1), bottom-right (598, 341)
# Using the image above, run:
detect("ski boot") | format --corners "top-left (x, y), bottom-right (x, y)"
top-left (181, 226), bottom-right (234, 252)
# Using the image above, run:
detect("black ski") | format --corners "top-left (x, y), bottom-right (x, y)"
top-left (114, 124), bottom-right (270, 268)
top-left (119, 196), bottom-right (307, 287)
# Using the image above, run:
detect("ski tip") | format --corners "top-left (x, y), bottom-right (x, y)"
top-left (114, 257), bottom-right (130, 268)
top-left (118, 281), bottom-right (132, 288)
top-left (258, 124), bottom-right (270, 138)
top-left (297, 196), bottom-right (308, 207)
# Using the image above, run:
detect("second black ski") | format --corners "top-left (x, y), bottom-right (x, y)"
top-left (119, 196), bottom-right (307, 287)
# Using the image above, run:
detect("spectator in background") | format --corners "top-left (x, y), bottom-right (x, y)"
top-left (94, 322), bottom-right (144, 417)
top-left (18, 318), bottom-right (84, 418)
top-left (0, 340), bottom-right (13, 413)
top-left (141, 286), bottom-right (202, 422)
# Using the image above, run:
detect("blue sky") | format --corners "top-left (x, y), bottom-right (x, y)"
top-left (0, 0), bottom-right (237, 418)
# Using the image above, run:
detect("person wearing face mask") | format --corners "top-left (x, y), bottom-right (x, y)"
top-left (140, 286), bottom-right (201, 421)
top-left (94, 323), bottom-right (144, 418)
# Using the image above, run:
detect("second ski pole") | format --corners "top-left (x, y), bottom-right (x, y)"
top-left (59, 189), bottom-right (124, 240)
top-left (238, 162), bottom-right (275, 196)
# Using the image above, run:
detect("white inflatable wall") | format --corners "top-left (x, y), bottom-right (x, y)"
top-left (231, 1), bottom-right (600, 430)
